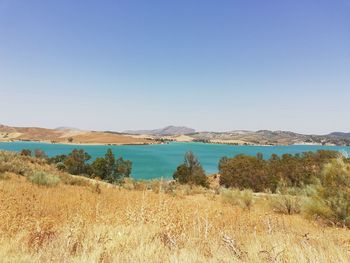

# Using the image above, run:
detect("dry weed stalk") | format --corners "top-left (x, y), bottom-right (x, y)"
top-left (0, 155), bottom-right (349, 262)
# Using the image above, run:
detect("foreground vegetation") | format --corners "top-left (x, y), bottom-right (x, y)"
top-left (21, 148), bottom-right (132, 184)
top-left (0, 150), bottom-right (350, 262)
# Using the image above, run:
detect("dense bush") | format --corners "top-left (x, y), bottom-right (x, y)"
top-left (173, 152), bottom-right (208, 187)
top-left (303, 195), bottom-right (332, 221)
top-left (219, 154), bottom-right (268, 192)
top-left (0, 151), bottom-right (33, 176)
top-left (304, 158), bottom-right (350, 226)
top-left (20, 149), bottom-right (32, 156)
top-left (28, 171), bottom-right (60, 187)
top-left (219, 150), bottom-right (341, 192)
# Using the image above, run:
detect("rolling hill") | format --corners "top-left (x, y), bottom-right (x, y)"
top-left (0, 124), bottom-right (153, 145)
top-left (124, 125), bottom-right (196, 136)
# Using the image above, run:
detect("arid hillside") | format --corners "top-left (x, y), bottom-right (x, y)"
top-left (189, 130), bottom-right (350, 146)
top-left (0, 151), bottom-right (349, 262)
top-left (0, 125), bottom-right (154, 145)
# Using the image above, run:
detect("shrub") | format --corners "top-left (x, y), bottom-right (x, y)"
top-left (173, 152), bottom-right (208, 187)
top-left (220, 188), bottom-right (254, 209)
top-left (276, 185), bottom-right (318, 197)
top-left (20, 149), bottom-right (32, 156)
top-left (304, 158), bottom-right (350, 226)
top-left (0, 151), bottom-right (32, 176)
top-left (270, 195), bottom-right (301, 215)
top-left (56, 162), bottom-right (66, 171)
top-left (28, 171), bottom-right (60, 187)
top-left (303, 197), bottom-right (332, 221)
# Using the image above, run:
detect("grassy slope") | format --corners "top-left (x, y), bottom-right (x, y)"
top-left (0, 155), bottom-right (349, 262)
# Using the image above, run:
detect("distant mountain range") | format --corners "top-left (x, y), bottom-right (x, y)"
top-left (124, 126), bottom-right (350, 146)
top-left (328, 132), bottom-right (350, 138)
top-left (124, 126), bottom-right (196, 136)
top-left (55, 126), bottom-right (82, 131)
top-left (1, 123), bottom-right (350, 146)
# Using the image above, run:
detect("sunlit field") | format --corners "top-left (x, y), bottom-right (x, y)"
top-left (0, 152), bottom-right (349, 263)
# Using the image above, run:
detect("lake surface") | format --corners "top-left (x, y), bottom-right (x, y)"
top-left (1, 142), bottom-right (349, 180)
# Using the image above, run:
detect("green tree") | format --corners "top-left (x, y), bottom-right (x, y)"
top-left (219, 155), bottom-right (268, 192)
top-left (173, 164), bottom-right (190, 184)
top-left (64, 149), bottom-right (91, 175)
top-left (267, 154), bottom-right (282, 193)
top-left (90, 149), bottom-right (132, 183)
top-left (48, 154), bottom-right (68, 171)
top-left (173, 152), bottom-right (208, 187)
top-left (91, 157), bottom-right (108, 179)
top-left (48, 154), bottom-right (67, 164)
top-left (115, 157), bottom-right (132, 178)
top-left (105, 149), bottom-right (116, 176)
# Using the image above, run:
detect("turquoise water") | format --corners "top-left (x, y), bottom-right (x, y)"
top-left (0, 142), bottom-right (349, 180)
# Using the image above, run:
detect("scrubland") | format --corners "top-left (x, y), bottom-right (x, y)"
top-left (0, 151), bottom-right (349, 263)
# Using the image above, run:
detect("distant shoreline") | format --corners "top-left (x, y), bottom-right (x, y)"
top-left (0, 139), bottom-right (160, 146)
top-left (0, 139), bottom-right (347, 147)
top-left (2, 125), bottom-right (350, 147)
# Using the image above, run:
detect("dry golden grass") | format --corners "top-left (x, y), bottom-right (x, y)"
top-left (0, 172), bottom-right (349, 263)
top-left (0, 151), bottom-right (349, 262)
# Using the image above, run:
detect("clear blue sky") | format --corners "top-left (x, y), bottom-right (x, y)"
top-left (0, 0), bottom-right (349, 134)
